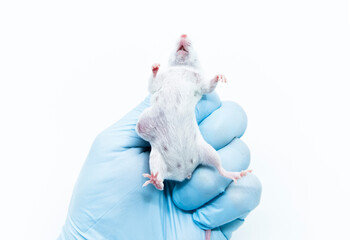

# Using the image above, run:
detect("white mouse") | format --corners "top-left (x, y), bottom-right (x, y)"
top-left (136, 34), bottom-right (251, 191)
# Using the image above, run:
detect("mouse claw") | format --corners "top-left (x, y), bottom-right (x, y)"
top-left (152, 64), bottom-right (160, 77)
top-left (142, 172), bottom-right (164, 190)
top-left (215, 74), bottom-right (227, 83)
top-left (220, 169), bottom-right (252, 184)
top-left (152, 63), bottom-right (160, 69)
top-left (142, 180), bottom-right (151, 187)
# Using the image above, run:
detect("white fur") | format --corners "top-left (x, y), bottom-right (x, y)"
top-left (136, 36), bottom-right (243, 189)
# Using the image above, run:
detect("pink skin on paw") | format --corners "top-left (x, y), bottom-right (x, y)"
top-left (143, 172), bottom-right (164, 190)
top-left (240, 169), bottom-right (253, 177)
top-left (152, 63), bottom-right (160, 77)
top-left (231, 169), bottom-right (252, 183)
top-left (215, 74), bottom-right (227, 83)
top-left (218, 168), bottom-right (252, 184)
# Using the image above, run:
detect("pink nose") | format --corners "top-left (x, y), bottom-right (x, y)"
top-left (181, 34), bottom-right (187, 38)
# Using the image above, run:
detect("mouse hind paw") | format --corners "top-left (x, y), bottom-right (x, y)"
top-left (142, 172), bottom-right (164, 190)
top-left (219, 169), bottom-right (252, 183)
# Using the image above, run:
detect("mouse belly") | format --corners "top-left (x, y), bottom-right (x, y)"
top-left (151, 126), bottom-right (202, 182)
top-left (161, 149), bottom-right (200, 182)
top-left (137, 104), bottom-right (202, 182)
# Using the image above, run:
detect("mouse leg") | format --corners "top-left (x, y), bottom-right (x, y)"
top-left (143, 148), bottom-right (166, 190)
top-left (200, 74), bottom-right (227, 94)
top-left (199, 142), bottom-right (252, 183)
top-left (148, 64), bottom-right (161, 94)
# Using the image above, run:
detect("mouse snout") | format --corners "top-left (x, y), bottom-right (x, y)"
top-left (169, 34), bottom-right (198, 68)
top-left (179, 34), bottom-right (188, 45)
top-left (177, 35), bottom-right (190, 53)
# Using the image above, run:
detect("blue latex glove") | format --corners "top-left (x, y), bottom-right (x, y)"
top-left (58, 93), bottom-right (261, 240)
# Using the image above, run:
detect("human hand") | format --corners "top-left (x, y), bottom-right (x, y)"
top-left (58, 92), bottom-right (261, 240)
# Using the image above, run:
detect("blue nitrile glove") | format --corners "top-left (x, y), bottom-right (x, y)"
top-left (58, 92), bottom-right (262, 240)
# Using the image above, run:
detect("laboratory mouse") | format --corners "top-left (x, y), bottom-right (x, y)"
top-left (136, 34), bottom-right (251, 240)
top-left (136, 34), bottom-right (251, 191)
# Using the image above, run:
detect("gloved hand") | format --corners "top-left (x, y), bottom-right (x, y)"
top-left (58, 92), bottom-right (262, 240)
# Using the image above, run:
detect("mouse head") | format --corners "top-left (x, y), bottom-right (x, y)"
top-left (168, 34), bottom-right (199, 68)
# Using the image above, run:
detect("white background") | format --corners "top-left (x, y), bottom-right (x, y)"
top-left (1, 0), bottom-right (350, 239)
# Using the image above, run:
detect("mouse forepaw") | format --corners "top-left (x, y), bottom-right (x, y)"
top-left (142, 171), bottom-right (164, 190)
top-left (215, 74), bottom-right (227, 83)
top-left (152, 63), bottom-right (160, 77)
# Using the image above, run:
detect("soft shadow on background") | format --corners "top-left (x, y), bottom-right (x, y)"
top-left (0, 1), bottom-right (349, 239)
